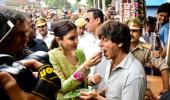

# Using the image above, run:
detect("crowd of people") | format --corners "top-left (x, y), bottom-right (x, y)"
top-left (0, 2), bottom-right (170, 100)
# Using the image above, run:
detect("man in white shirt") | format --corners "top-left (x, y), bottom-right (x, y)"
top-left (77, 8), bottom-right (109, 90)
top-left (35, 17), bottom-right (54, 48)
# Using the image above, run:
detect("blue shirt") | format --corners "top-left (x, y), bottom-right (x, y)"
top-left (160, 23), bottom-right (169, 48)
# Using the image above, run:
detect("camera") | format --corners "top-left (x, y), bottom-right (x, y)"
top-left (0, 51), bottom-right (50, 100)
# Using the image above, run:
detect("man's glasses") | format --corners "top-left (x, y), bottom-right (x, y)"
top-left (0, 20), bottom-right (14, 43)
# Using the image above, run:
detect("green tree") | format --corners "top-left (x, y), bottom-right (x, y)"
top-left (76, 0), bottom-right (81, 2)
top-left (44, 0), bottom-right (57, 8)
top-left (44, 0), bottom-right (70, 9)
top-left (105, 0), bottom-right (112, 8)
top-left (86, 0), bottom-right (112, 8)
top-left (87, 0), bottom-right (93, 7)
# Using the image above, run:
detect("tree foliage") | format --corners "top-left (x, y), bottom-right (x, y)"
top-left (76, 0), bottom-right (81, 2)
top-left (44, 0), bottom-right (57, 8)
top-left (86, 0), bottom-right (112, 7)
top-left (44, 0), bottom-right (70, 9)
top-left (105, 0), bottom-right (112, 7)
top-left (87, 0), bottom-right (93, 7)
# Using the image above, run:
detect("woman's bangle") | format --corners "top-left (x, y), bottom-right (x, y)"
top-left (73, 66), bottom-right (90, 82)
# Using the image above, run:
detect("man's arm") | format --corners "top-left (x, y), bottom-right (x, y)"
top-left (160, 69), bottom-right (169, 92)
top-left (0, 72), bottom-right (43, 100)
top-left (149, 51), bottom-right (169, 92)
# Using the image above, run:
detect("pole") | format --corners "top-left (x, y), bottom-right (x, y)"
top-left (102, 0), bottom-right (106, 12)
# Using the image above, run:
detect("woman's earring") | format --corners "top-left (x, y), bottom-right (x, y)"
top-left (58, 42), bottom-right (63, 50)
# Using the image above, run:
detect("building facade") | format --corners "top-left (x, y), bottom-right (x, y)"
top-left (146, 0), bottom-right (169, 16)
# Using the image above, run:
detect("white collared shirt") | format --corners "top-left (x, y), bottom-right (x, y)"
top-left (78, 32), bottom-right (100, 57)
top-left (36, 31), bottom-right (54, 48)
top-left (104, 53), bottom-right (146, 100)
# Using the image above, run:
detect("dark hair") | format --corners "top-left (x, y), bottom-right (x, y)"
top-left (52, 19), bottom-right (77, 38)
top-left (0, 7), bottom-right (25, 40)
top-left (49, 39), bottom-right (59, 50)
top-left (146, 16), bottom-right (157, 25)
top-left (87, 8), bottom-right (104, 23)
top-left (98, 20), bottom-right (131, 53)
top-left (145, 16), bottom-right (157, 28)
top-left (25, 13), bottom-right (33, 19)
top-left (51, 13), bottom-right (57, 18)
top-left (0, 7), bottom-right (26, 52)
top-left (157, 2), bottom-right (170, 16)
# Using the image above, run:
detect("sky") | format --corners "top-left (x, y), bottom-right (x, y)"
top-left (0, 0), bottom-right (5, 6)
top-left (79, 0), bottom-right (87, 4)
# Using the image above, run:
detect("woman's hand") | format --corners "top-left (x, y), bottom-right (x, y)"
top-left (83, 52), bottom-right (102, 69)
top-left (72, 52), bottom-right (102, 83)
